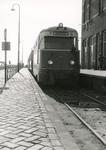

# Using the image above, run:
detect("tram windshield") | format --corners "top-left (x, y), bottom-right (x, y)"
top-left (40, 36), bottom-right (77, 49)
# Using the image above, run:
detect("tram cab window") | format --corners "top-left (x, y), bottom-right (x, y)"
top-left (45, 37), bottom-right (77, 49)
top-left (39, 36), bottom-right (77, 49)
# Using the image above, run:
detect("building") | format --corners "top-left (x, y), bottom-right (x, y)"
top-left (81, 0), bottom-right (106, 70)
top-left (0, 61), bottom-right (4, 66)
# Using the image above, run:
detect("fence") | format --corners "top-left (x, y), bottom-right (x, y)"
top-left (0, 65), bottom-right (23, 88)
top-left (7, 66), bottom-right (18, 79)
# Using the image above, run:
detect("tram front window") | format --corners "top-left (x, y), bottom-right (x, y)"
top-left (45, 37), bottom-right (76, 49)
top-left (39, 36), bottom-right (77, 49)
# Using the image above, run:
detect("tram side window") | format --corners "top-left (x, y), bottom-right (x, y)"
top-left (44, 36), bottom-right (76, 49)
top-left (39, 38), bottom-right (45, 49)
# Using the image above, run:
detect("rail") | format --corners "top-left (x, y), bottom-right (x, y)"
top-left (50, 88), bottom-right (106, 147)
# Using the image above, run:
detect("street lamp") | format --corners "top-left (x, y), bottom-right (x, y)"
top-left (21, 39), bottom-right (23, 67)
top-left (11, 3), bottom-right (20, 72)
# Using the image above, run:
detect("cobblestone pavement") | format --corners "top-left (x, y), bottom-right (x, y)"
top-left (0, 68), bottom-right (80, 150)
top-left (0, 68), bottom-right (66, 150)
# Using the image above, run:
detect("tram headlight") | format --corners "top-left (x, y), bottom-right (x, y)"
top-left (48, 60), bottom-right (53, 65)
top-left (58, 23), bottom-right (63, 28)
top-left (69, 60), bottom-right (75, 65)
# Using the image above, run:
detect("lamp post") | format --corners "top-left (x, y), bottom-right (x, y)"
top-left (21, 39), bottom-right (23, 67)
top-left (11, 3), bottom-right (20, 72)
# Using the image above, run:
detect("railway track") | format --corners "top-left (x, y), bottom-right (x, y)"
top-left (40, 84), bottom-right (106, 150)
top-left (80, 90), bottom-right (106, 107)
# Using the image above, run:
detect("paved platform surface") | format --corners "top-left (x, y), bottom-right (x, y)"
top-left (80, 69), bottom-right (106, 78)
top-left (0, 68), bottom-right (80, 150)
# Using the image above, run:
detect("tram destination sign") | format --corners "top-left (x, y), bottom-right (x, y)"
top-left (53, 31), bottom-right (69, 35)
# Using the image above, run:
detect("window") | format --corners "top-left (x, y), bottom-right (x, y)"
top-left (84, 40), bottom-right (88, 57)
top-left (97, 33), bottom-right (101, 54)
top-left (83, 0), bottom-right (104, 23)
top-left (89, 36), bottom-right (96, 68)
top-left (103, 0), bottom-right (106, 9)
top-left (40, 36), bottom-right (77, 49)
top-left (97, 33), bottom-right (101, 68)
top-left (39, 38), bottom-right (45, 49)
top-left (99, 0), bottom-right (103, 12)
top-left (84, 40), bottom-right (87, 48)
top-left (103, 31), bottom-right (106, 69)
top-left (90, 0), bottom-right (99, 18)
top-left (83, 39), bottom-right (88, 68)
top-left (84, 0), bottom-right (90, 22)
top-left (103, 31), bottom-right (106, 56)
top-left (90, 37), bottom-right (93, 50)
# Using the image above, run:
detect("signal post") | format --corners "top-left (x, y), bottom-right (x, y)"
top-left (2, 29), bottom-right (11, 84)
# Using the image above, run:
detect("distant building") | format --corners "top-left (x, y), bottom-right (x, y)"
top-left (0, 61), bottom-right (5, 66)
top-left (81, 0), bottom-right (106, 70)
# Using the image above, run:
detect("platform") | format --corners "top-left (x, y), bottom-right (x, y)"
top-left (80, 69), bottom-right (106, 93)
top-left (0, 68), bottom-right (80, 150)
top-left (80, 69), bottom-right (106, 78)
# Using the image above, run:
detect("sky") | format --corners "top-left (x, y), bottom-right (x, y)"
top-left (0, 0), bottom-right (82, 65)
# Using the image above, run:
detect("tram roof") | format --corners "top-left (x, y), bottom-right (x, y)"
top-left (41, 23), bottom-right (77, 32)
top-left (40, 26), bottom-right (77, 33)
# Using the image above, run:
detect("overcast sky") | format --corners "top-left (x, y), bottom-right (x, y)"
top-left (0, 0), bottom-right (82, 65)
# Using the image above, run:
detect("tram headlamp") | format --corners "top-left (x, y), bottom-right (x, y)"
top-left (48, 60), bottom-right (53, 65)
top-left (58, 23), bottom-right (63, 28)
top-left (69, 60), bottom-right (75, 65)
